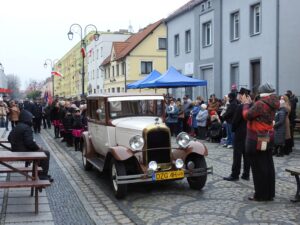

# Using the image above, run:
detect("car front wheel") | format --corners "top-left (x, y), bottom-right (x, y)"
top-left (110, 158), bottom-right (127, 198)
top-left (187, 156), bottom-right (207, 190)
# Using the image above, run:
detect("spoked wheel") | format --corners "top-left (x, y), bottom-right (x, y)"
top-left (82, 142), bottom-right (93, 171)
top-left (110, 158), bottom-right (127, 199)
top-left (187, 156), bottom-right (207, 190)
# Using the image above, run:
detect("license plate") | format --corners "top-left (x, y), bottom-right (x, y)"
top-left (155, 170), bottom-right (184, 181)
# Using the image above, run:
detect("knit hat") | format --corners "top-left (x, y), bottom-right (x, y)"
top-left (201, 104), bottom-right (207, 109)
top-left (258, 83), bottom-right (275, 94)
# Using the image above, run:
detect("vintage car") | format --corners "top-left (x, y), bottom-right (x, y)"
top-left (82, 93), bottom-right (212, 198)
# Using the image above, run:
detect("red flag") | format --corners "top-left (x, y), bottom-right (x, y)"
top-left (81, 47), bottom-right (86, 58)
top-left (51, 71), bottom-right (63, 77)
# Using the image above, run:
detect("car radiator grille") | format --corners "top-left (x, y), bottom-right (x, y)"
top-left (146, 129), bottom-right (171, 164)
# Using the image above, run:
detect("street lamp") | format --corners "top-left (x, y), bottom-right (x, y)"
top-left (44, 58), bottom-right (59, 99)
top-left (67, 23), bottom-right (100, 98)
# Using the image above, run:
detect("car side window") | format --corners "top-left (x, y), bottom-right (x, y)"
top-left (97, 99), bottom-right (106, 122)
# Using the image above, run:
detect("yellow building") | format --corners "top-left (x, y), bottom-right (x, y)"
top-left (102, 19), bottom-right (167, 93)
top-left (54, 33), bottom-right (94, 98)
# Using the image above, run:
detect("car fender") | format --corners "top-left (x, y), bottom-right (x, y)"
top-left (82, 131), bottom-right (96, 158)
top-left (109, 146), bottom-right (134, 161)
top-left (172, 140), bottom-right (208, 161)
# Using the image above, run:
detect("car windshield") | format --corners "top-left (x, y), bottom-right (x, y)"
top-left (109, 99), bottom-right (163, 118)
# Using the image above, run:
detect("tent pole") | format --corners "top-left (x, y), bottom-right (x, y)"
top-left (206, 85), bottom-right (208, 103)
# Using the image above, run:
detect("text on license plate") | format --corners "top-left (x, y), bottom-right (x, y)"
top-left (155, 170), bottom-right (184, 181)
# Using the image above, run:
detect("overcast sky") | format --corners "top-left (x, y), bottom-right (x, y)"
top-left (0, 0), bottom-right (190, 90)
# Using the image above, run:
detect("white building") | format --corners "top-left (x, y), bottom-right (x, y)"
top-left (0, 63), bottom-right (8, 95)
top-left (86, 31), bottom-right (131, 95)
top-left (222, 0), bottom-right (300, 96)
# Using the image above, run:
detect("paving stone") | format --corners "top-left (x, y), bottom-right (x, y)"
top-left (5, 212), bottom-right (53, 223)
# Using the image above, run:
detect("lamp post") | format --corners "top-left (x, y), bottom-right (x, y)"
top-left (44, 59), bottom-right (59, 99)
top-left (67, 23), bottom-right (99, 98)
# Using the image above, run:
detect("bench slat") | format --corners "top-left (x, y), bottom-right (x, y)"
top-left (286, 167), bottom-right (300, 175)
top-left (0, 180), bottom-right (51, 188)
top-left (0, 167), bottom-right (43, 173)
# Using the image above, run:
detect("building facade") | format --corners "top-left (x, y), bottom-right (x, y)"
top-left (166, 0), bottom-right (222, 99)
top-left (86, 32), bottom-right (131, 95)
top-left (102, 20), bottom-right (167, 93)
top-left (0, 64), bottom-right (8, 95)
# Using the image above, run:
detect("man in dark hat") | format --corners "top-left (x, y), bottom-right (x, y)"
top-left (285, 90), bottom-right (298, 149)
top-left (224, 87), bottom-right (251, 181)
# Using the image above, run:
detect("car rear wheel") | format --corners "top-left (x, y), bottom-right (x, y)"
top-left (110, 158), bottom-right (127, 199)
top-left (82, 142), bottom-right (93, 171)
top-left (187, 156), bottom-right (207, 190)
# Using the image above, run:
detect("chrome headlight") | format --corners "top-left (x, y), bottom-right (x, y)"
top-left (148, 161), bottom-right (158, 171)
top-left (175, 159), bottom-right (184, 169)
top-left (176, 132), bottom-right (191, 148)
top-left (129, 135), bottom-right (144, 151)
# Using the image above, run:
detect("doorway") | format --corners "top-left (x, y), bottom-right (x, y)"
top-left (250, 60), bottom-right (261, 95)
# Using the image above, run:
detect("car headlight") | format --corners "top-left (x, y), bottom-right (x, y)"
top-left (176, 132), bottom-right (191, 148)
top-left (148, 161), bottom-right (158, 171)
top-left (175, 159), bottom-right (184, 169)
top-left (129, 135), bottom-right (144, 151)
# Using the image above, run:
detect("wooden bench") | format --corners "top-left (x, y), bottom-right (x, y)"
top-left (285, 167), bottom-right (300, 202)
top-left (0, 152), bottom-right (51, 213)
top-left (0, 180), bottom-right (51, 213)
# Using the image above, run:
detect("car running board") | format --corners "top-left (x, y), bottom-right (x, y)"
top-left (87, 158), bottom-right (105, 171)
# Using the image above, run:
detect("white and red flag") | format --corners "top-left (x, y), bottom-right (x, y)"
top-left (81, 47), bottom-right (86, 58)
top-left (51, 71), bottom-right (63, 77)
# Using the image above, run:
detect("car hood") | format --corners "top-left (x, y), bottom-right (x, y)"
top-left (112, 117), bottom-right (164, 148)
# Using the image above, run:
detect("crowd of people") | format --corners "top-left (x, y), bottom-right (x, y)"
top-left (164, 84), bottom-right (298, 201)
top-left (0, 85), bottom-right (298, 201)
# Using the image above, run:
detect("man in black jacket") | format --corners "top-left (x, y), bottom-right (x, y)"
top-left (8, 110), bottom-right (53, 182)
top-left (223, 88), bottom-right (251, 181)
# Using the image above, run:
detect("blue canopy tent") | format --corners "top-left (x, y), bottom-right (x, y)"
top-left (127, 69), bottom-right (161, 89)
top-left (138, 66), bottom-right (208, 99)
top-left (139, 66), bottom-right (207, 88)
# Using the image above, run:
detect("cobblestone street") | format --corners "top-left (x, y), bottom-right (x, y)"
top-left (2, 129), bottom-right (300, 225)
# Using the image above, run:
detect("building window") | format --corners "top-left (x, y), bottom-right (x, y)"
top-left (201, 3), bottom-right (205, 12)
top-left (121, 62), bottom-right (126, 75)
top-left (207, 0), bottom-right (212, 9)
top-left (203, 21), bottom-right (212, 47)
top-left (158, 38), bottom-right (167, 50)
top-left (230, 63), bottom-right (239, 89)
top-left (141, 61), bottom-right (152, 74)
top-left (250, 3), bottom-right (261, 35)
top-left (108, 67), bottom-right (110, 78)
top-left (117, 87), bottom-right (120, 93)
top-left (100, 47), bottom-right (103, 57)
top-left (97, 68), bottom-right (99, 78)
top-left (96, 49), bottom-right (99, 60)
top-left (231, 11), bottom-right (240, 41)
top-left (174, 34), bottom-right (180, 56)
top-left (112, 88), bottom-right (115, 93)
top-left (116, 64), bottom-right (119, 76)
top-left (112, 66), bottom-right (115, 77)
top-left (185, 30), bottom-right (191, 53)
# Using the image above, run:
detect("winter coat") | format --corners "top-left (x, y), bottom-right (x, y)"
top-left (9, 106), bottom-right (20, 121)
top-left (72, 115), bottom-right (83, 129)
top-left (232, 104), bottom-right (247, 145)
top-left (274, 107), bottom-right (287, 145)
top-left (8, 110), bottom-right (40, 152)
top-left (191, 105), bottom-right (200, 128)
top-left (284, 104), bottom-right (291, 140)
top-left (222, 98), bottom-right (238, 124)
top-left (166, 105), bottom-right (179, 123)
top-left (243, 94), bottom-right (280, 141)
top-left (196, 109), bottom-right (208, 127)
top-left (50, 106), bottom-right (60, 121)
top-left (63, 113), bottom-right (74, 131)
top-left (0, 103), bottom-right (8, 117)
top-left (209, 120), bottom-right (222, 138)
top-left (32, 103), bottom-right (43, 119)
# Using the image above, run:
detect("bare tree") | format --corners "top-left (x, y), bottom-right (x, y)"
top-left (6, 74), bottom-right (21, 99)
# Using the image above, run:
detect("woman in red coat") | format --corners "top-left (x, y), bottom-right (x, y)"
top-left (241, 83), bottom-right (279, 201)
